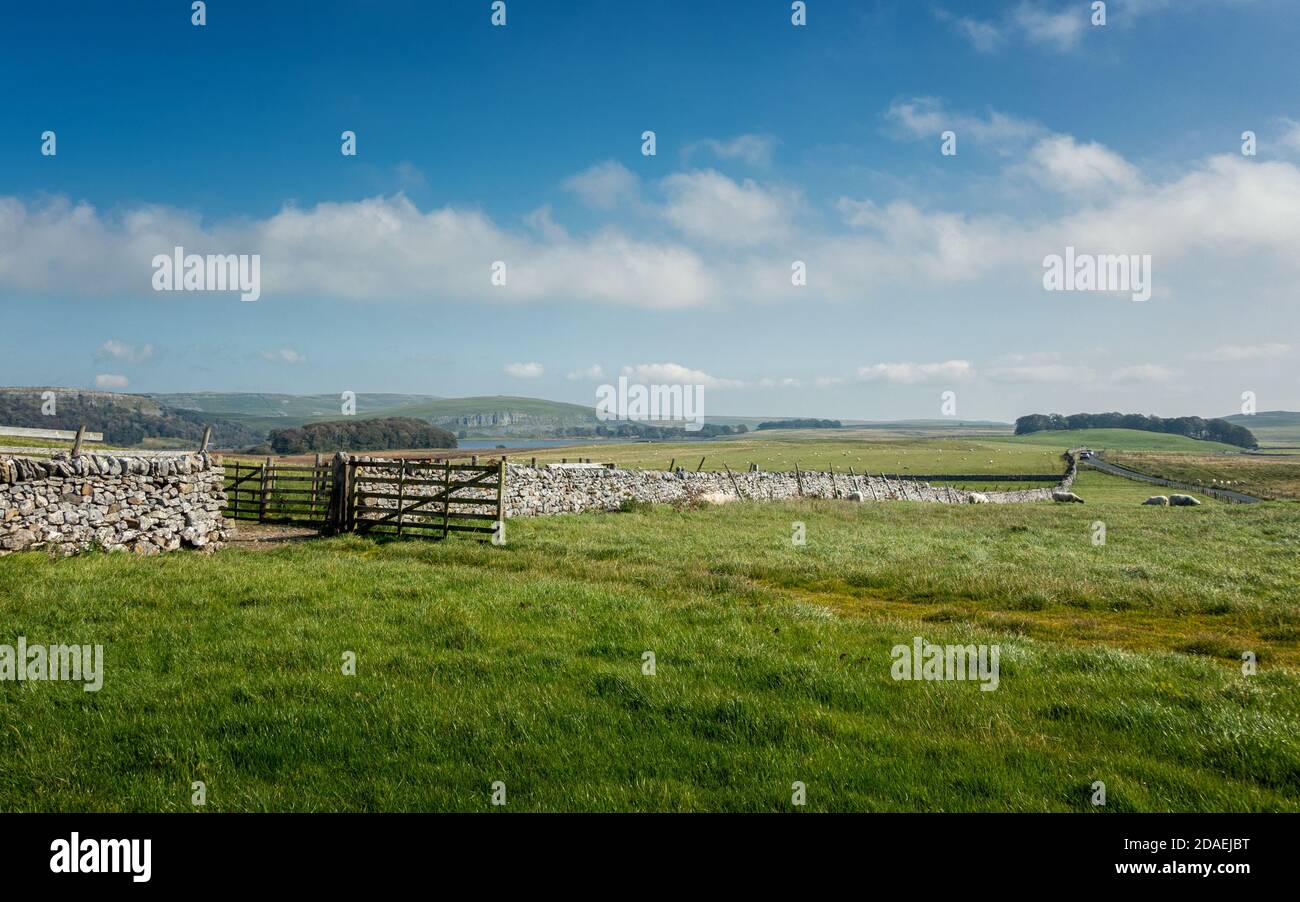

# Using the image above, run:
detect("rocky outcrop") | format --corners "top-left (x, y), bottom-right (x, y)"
top-left (0, 452), bottom-right (228, 556)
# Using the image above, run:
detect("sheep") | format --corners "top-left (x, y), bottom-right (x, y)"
top-left (1142, 495), bottom-right (1170, 506)
top-left (967, 492), bottom-right (990, 504)
top-left (846, 491), bottom-right (865, 502)
top-left (1052, 491), bottom-right (1085, 503)
top-left (1169, 494), bottom-right (1201, 506)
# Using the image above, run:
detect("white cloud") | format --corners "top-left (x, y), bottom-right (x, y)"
top-left (620, 363), bottom-right (744, 389)
top-left (1200, 343), bottom-right (1292, 362)
top-left (885, 97), bottom-right (1043, 152)
top-left (94, 374), bottom-right (129, 389)
top-left (96, 339), bottom-right (153, 363)
top-left (856, 360), bottom-right (974, 385)
top-left (1011, 3), bottom-right (1088, 51)
top-left (684, 134), bottom-right (776, 167)
top-left (934, 9), bottom-right (1007, 53)
top-left (261, 348), bottom-right (306, 365)
top-left (660, 170), bottom-right (798, 247)
top-left (562, 161), bottom-right (640, 210)
top-left (504, 361), bottom-right (544, 379)
top-left (1277, 118), bottom-right (1300, 155)
top-left (1026, 135), bottom-right (1143, 193)
top-left (565, 365), bottom-right (605, 381)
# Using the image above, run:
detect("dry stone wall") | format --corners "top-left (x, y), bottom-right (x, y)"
top-left (0, 452), bottom-right (228, 555)
top-left (505, 455), bottom-right (1076, 517)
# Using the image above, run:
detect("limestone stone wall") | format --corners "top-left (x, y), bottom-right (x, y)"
top-left (504, 454), bottom-right (1077, 517)
top-left (0, 452), bottom-right (228, 555)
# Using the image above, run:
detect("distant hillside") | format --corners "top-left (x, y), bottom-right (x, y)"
top-left (148, 392), bottom-right (597, 435)
top-left (1223, 411), bottom-right (1300, 447)
top-left (148, 392), bottom-right (442, 420)
top-left (0, 387), bottom-right (261, 448)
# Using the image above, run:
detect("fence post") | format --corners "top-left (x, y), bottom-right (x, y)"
top-left (496, 457), bottom-right (507, 531)
top-left (259, 457), bottom-right (272, 521)
top-left (442, 458), bottom-right (451, 541)
top-left (199, 425), bottom-right (212, 454)
top-left (396, 458), bottom-right (407, 538)
top-left (71, 424), bottom-right (86, 457)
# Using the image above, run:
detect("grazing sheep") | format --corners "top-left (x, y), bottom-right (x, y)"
top-left (1142, 495), bottom-right (1170, 506)
top-left (1052, 491), bottom-right (1085, 503)
top-left (847, 491), bottom-right (865, 502)
top-left (967, 492), bottom-right (990, 504)
top-left (1169, 494), bottom-right (1201, 506)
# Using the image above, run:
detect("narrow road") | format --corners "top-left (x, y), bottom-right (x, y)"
top-left (1083, 458), bottom-right (1262, 503)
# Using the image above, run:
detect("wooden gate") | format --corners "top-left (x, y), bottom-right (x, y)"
top-left (342, 457), bottom-right (505, 540)
top-left (225, 456), bottom-right (334, 527)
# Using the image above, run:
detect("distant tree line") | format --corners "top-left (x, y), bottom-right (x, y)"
top-left (757, 418), bottom-right (842, 430)
top-left (267, 417), bottom-right (458, 454)
top-left (1014, 412), bottom-right (1258, 449)
top-left (564, 422), bottom-right (748, 440)
top-left (0, 392), bottom-right (261, 447)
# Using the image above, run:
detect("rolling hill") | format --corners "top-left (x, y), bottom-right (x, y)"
top-left (1223, 411), bottom-right (1300, 448)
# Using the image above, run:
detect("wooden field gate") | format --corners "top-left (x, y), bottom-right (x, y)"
top-left (223, 454), bottom-right (506, 541)
top-left (225, 456), bottom-right (335, 526)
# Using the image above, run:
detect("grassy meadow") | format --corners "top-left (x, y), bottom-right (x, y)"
top-left (1106, 450), bottom-right (1300, 502)
top-left (2, 428), bottom-right (1296, 812)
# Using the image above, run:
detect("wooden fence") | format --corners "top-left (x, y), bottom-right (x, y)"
top-left (343, 457), bottom-right (505, 540)
top-left (223, 453), bottom-right (506, 540)
top-left (225, 456), bottom-right (335, 527)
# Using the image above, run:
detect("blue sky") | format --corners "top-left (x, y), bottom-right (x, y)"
top-left (2, 0), bottom-right (1298, 420)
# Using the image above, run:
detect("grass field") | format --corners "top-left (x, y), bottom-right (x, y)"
top-left (2, 487), bottom-right (1297, 812)
top-left (1106, 451), bottom-right (1300, 502)
top-left (528, 433), bottom-right (1070, 476)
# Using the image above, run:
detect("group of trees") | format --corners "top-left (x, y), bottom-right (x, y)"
top-left (756, 418), bottom-right (842, 430)
top-left (266, 417), bottom-right (458, 454)
top-left (1014, 412), bottom-right (1258, 449)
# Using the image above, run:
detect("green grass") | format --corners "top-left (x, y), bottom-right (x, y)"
top-left (531, 435), bottom-right (1069, 476)
top-left (1107, 451), bottom-right (1300, 501)
top-left (1001, 428), bottom-right (1244, 453)
top-left (2, 493), bottom-right (1297, 812)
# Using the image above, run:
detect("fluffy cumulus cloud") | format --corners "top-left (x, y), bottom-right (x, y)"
top-left (856, 360), bottom-right (974, 385)
top-left (3, 106), bottom-right (1300, 317)
top-left (504, 361), bottom-right (544, 379)
top-left (619, 363), bottom-right (744, 389)
top-left (261, 348), bottom-right (306, 365)
top-left (683, 134), bottom-right (776, 167)
top-left (96, 339), bottom-right (153, 363)
top-left (659, 170), bottom-right (798, 247)
top-left (562, 161), bottom-right (640, 211)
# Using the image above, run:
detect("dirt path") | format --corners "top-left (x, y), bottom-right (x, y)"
top-left (223, 521), bottom-right (323, 549)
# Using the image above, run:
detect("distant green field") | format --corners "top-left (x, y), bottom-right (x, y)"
top-left (1225, 411), bottom-right (1300, 448)
top-left (1002, 428), bottom-right (1243, 453)
top-left (527, 435), bottom-right (1068, 476)
top-left (1106, 451), bottom-right (1300, 501)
